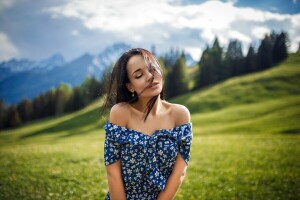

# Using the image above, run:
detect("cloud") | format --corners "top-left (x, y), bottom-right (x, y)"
top-left (43, 0), bottom-right (300, 59)
top-left (0, 32), bottom-right (19, 60)
top-left (251, 27), bottom-right (271, 39)
top-left (47, 0), bottom-right (173, 31)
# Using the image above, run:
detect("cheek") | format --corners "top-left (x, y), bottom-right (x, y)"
top-left (131, 79), bottom-right (146, 90)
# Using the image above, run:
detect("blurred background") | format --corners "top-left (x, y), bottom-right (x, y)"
top-left (0, 0), bottom-right (299, 199)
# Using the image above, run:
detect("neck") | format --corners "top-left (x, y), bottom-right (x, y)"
top-left (134, 95), bottom-right (162, 116)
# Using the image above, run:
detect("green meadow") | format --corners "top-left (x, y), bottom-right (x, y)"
top-left (1, 54), bottom-right (300, 199)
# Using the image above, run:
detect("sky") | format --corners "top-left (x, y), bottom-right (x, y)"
top-left (0, 0), bottom-right (299, 62)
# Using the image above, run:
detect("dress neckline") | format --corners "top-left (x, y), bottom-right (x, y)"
top-left (106, 121), bottom-right (192, 137)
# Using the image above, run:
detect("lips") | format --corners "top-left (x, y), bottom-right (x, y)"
top-left (149, 82), bottom-right (159, 87)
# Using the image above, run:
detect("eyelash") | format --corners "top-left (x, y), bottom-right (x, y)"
top-left (135, 74), bottom-right (142, 79)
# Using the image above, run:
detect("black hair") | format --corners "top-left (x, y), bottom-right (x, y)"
top-left (102, 48), bottom-right (165, 121)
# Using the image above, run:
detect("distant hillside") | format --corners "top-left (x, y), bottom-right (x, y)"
top-left (173, 53), bottom-right (300, 114)
top-left (168, 53), bottom-right (300, 135)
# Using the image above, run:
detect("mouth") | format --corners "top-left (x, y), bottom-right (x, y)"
top-left (148, 82), bottom-right (159, 88)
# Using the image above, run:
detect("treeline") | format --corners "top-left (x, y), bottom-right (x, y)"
top-left (195, 31), bottom-right (288, 88)
top-left (0, 31), bottom-right (289, 129)
top-left (160, 31), bottom-right (288, 97)
top-left (0, 76), bottom-right (104, 129)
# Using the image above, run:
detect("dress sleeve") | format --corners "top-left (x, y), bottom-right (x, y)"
top-left (104, 123), bottom-right (121, 166)
top-left (177, 123), bottom-right (193, 165)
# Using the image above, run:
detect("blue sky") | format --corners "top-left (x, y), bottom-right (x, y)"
top-left (0, 0), bottom-right (299, 62)
top-left (181, 0), bottom-right (300, 14)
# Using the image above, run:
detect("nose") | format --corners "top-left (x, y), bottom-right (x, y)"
top-left (146, 69), bottom-right (154, 82)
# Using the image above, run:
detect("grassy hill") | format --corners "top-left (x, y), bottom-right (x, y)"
top-left (0, 53), bottom-right (299, 199)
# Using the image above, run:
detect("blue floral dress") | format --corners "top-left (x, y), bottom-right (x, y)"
top-left (104, 121), bottom-right (192, 200)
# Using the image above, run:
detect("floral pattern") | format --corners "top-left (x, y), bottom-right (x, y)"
top-left (104, 122), bottom-right (192, 200)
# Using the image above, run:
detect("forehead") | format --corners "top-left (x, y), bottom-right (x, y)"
top-left (127, 54), bottom-right (147, 72)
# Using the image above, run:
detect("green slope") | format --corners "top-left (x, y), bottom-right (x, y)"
top-left (173, 53), bottom-right (300, 135)
top-left (175, 53), bottom-right (300, 113)
top-left (0, 53), bottom-right (299, 199)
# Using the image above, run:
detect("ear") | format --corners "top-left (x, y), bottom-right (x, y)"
top-left (126, 83), bottom-right (134, 92)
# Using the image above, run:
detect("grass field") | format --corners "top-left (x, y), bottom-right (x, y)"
top-left (0, 54), bottom-right (300, 199)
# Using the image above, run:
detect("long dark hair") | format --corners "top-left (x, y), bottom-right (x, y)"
top-left (102, 48), bottom-right (165, 121)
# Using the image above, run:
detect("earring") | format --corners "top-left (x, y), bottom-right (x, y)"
top-left (130, 89), bottom-right (135, 97)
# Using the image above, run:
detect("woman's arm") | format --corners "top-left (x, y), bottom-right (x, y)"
top-left (157, 155), bottom-right (188, 200)
top-left (106, 160), bottom-right (126, 200)
top-left (157, 104), bottom-right (191, 200)
top-left (105, 103), bottom-right (129, 200)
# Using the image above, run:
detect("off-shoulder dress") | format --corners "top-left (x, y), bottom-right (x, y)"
top-left (104, 122), bottom-right (192, 200)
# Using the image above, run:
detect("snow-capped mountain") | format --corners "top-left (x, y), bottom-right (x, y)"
top-left (0, 43), bottom-right (131, 104)
top-left (0, 53), bottom-right (65, 82)
top-left (86, 43), bottom-right (131, 76)
top-left (0, 54), bottom-right (65, 77)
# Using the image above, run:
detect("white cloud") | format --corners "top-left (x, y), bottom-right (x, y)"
top-left (228, 30), bottom-right (251, 43)
top-left (251, 27), bottom-right (271, 39)
top-left (185, 46), bottom-right (202, 61)
top-left (0, 32), bottom-right (19, 61)
top-left (46, 0), bottom-right (300, 55)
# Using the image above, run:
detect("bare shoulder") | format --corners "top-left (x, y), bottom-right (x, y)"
top-left (109, 103), bottom-right (130, 126)
top-left (167, 102), bottom-right (191, 126)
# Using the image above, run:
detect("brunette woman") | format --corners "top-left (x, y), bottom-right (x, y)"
top-left (103, 48), bottom-right (192, 200)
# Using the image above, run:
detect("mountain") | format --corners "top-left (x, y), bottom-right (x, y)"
top-left (0, 43), bottom-right (131, 104)
top-left (184, 53), bottom-right (197, 66)
top-left (0, 53), bottom-right (65, 81)
top-left (164, 49), bottom-right (197, 67)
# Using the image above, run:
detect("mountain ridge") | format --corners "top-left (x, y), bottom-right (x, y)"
top-left (0, 43), bottom-right (131, 104)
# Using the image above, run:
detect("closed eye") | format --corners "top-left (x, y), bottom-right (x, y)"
top-left (135, 74), bottom-right (143, 79)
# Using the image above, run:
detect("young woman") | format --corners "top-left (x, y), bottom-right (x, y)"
top-left (103, 48), bottom-right (192, 200)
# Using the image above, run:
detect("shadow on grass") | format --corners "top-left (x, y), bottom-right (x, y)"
top-left (58, 124), bottom-right (105, 138)
top-left (281, 128), bottom-right (300, 134)
top-left (19, 108), bottom-right (105, 139)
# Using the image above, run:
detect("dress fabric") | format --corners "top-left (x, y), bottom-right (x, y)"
top-left (104, 121), bottom-right (192, 200)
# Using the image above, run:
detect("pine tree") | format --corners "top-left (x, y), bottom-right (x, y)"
top-left (80, 76), bottom-right (102, 104)
top-left (17, 98), bottom-right (33, 122)
top-left (196, 37), bottom-right (223, 89)
top-left (197, 46), bottom-right (211, 88)
top-left (258, 34), bottom-right (273, 70)
top-left (210, 38), bottom-right (223, 82)
top-left (0, 99), bottom-right (7, 129)
top-left (32, 96), bottom-right (44, 119)
top-left (166, 52), bottom-right (188, 98)
top-left (54, 83), bottom-right (72, 115)
top-left (273, 32), bottom-right (288, 63)
top-left (245, 45), bottom-right (257, 73)
top-left (71, 87), bottom-right (85, 110)
top-left (7, 106), bottom-right (22, 127)
top-left (225, 40), bottom-right (244, 76)
top-left (43, 88), bottom-right (56, 116)
top-left (164, 47), bottom-right (180, 69)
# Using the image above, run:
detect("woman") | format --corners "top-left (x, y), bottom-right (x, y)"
top-left (103, 48), bottom-right (192, 200)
